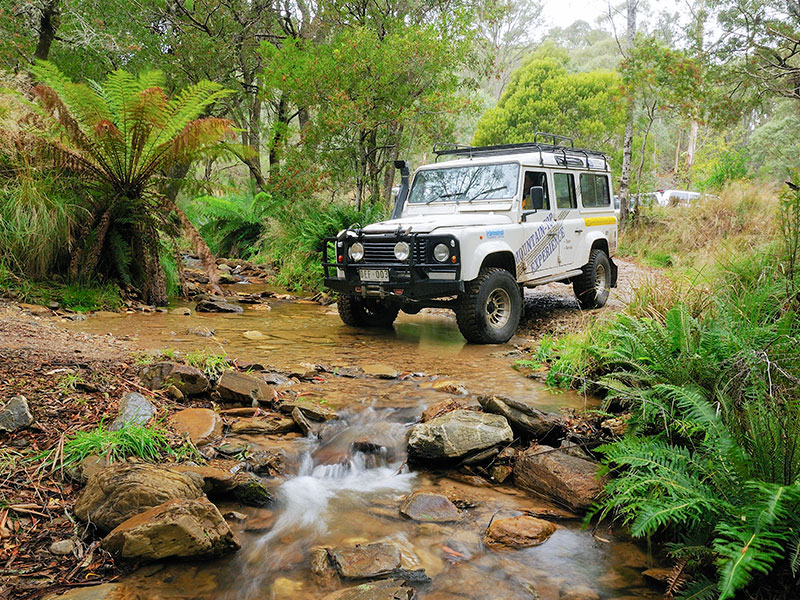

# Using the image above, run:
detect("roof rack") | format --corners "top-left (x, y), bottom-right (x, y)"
top-left (432, 132), bottom-right (609, 171)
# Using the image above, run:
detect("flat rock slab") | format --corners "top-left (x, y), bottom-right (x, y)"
top-left (329, 543), bottom-right (401, 579)
top-left (103, 497), bottom-right (240, 560)
top-left (230, 416), bottom-right (295, 434)
top-left (195, 299), bottom-right (243, 313)
top-left (42, 583), bottom-right (134, 600)
top-left (407, 409), bottom-right (513, 461)
top-left (323, 579), bottom-right (414, 600)
top-left (217, 371), bottom-right (274, 404)
top-left (74, 463), bottom-right (204, 532)
top-left (361, 363), bottom-right (399, 379)
top-left (399, 491), bottom-right (461, 522)
top-left (420, 398), bottom-right (465, 423)
top-left (109, 392), bottom-right (156, 431)
top-left (484, 515), bottom-right (557, 548)
top-left (140, 362), bottom-right (209, 396)
top-left (170, 408), bottom-right (222, 446)
top-left (278, 400), bottom-right (337, 421)
top-left (513, 445), bottom-right (606, 512)
top-left (0, 395), bottom-right (33, 432)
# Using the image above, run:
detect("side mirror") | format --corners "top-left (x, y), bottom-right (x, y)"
top-left (529, 186), bottom-right (544, 210)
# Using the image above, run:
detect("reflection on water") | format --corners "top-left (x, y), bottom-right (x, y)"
top-left (64, 290), bottom-right (590, 412)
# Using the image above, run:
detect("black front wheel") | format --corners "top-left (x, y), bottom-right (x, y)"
top-left (573, 249), bottom-right (611, 309)
top-left (337, 295), bottom-right (399, 328)
top-left (455, 268), bottom-right (522, 344)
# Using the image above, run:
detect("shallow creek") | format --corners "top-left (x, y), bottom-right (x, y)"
top-left (65, 290), bottom-right (660, 599)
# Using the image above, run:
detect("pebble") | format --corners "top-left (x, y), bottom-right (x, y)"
top-left (49, 539), bottom-right (76, 555)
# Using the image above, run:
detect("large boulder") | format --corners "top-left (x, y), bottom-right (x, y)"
top-left (109, 392), bottom-right (156, 431)
top-left (513, 445), bottom-right (606, 512)
top-left (478, 395), bottom-right (564, 440)
top-left (170, 408), bottom-right (223, 446)
top-left (103, 497), bottom-right (240, 560)
top-left (0, 395), bottom-right (33, 432)
top-left (217, 371), bottom-right (274, 404)
top-left (399, 491), bottom-right (461, 522)
top-left (169, 465), bottom-right (273, 506)
top-left (140, 362), bottom-right (209, 396)
top-left (407, 410), bottom-right (513, 462)
top-left (484, 515), bottom-right (557, 548)
top-left (74, 463), bottom-right (204, 532)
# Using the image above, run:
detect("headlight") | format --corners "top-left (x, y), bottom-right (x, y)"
top-left (348, 242), bottom-right (364, 261)
top-left (394, 241), bottom-right (410, 261)
top-left (433, 243), bottom-right (450, 262)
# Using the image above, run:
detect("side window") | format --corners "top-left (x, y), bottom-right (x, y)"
top-left (579, 174), bottom-right (611, 208)
top-left (554, 173), bottom-right (577, 209)
top-left (522, 171), bottom-right (550, 210)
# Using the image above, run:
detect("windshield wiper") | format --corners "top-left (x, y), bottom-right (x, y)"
top-left (426, 192), bottom-right (465, 204)
top-left (467, 186), bottom-right (508, 202)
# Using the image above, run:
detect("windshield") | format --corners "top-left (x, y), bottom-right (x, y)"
top-left (408, 163), bottom-right (520, 204)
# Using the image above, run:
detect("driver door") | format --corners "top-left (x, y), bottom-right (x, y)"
top-left (516, 170), bottom-right (561, 282)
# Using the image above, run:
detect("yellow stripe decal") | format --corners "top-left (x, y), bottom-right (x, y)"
top-left (584, 216), bottom-right (617, 227)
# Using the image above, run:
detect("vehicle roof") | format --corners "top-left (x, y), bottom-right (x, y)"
top-left (419, 152), bottom-right (610, 174)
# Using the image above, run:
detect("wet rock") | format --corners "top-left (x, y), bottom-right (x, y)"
top-left (0, 396), bottom-right (33, 432)
top-left (228, 471), bottom-right (273, 506)
top-left (74, 463), bottom-right (204, 532)
top-left (642, 568), bottom-right (672, 584)
top-left (286, 362), bottom-right (319, 379)
top-left (399, 491), bottom-right (461, 522)
top-left (329, 543), bottom-right (401, 579)
top-left (103, 497), bottom-right (240, 560)
top-left (169, 464), bottom-right (234, 494)
top-left (216, 441), bottom-right (249, 456)
top-left (432, 380), bottom-right (468, 395)
top-left (278, 400), bottom-right (338, 421)
top-left (165, 384), bottom-right (184, 401)
top-left (42, 583), bottom-right (131, 600)
top-left (187, 325), bottom-right (215, 337)
top-left (311, 546), bottom-right (338, 583)
top-left (513, 445), bottom-right (606, 512)
top-left (407, 410), bottom-right (513, 462)
top-left (230, 415), bottom-right (295, 434)
top-left (484, 515), bottom-right (557, 548)
top-left (217, 371), bottom-right (274, 404)
top-left (195, 299), bottom-right (243, 313)
top-left (77, 454), bottom-right (109, 483)
top-left (323, 579), bottom-right (414, 600)
top-left (246, 450), bottom-right (286, 476)
top-left (478, 395), bottom-right (564, 440)
top-left (49, 539), bottom-right (76, 555)
top-left (244, 508), bottom-right (275, 532)
top-left (170, 307), bottom-right (192, 316)
top-left (271, 577), bottom-right (304, 599)
top-left (109, 392), bottom-right (156, 431)
top-left (140, 361), bottom-right (209, 396)
top-left (420, 398), bottom-right (466, 423)
top-left (171, 408), bottom-right (223, 446)
top-left (262, 371), bottom-right (292, 385)
top-left (489, 447), bottom-right (518, 483)
top-left (224, 511), bottom-right (247, 521)
top-left (361, 363), bottom-right (399, 379)
top-left (292, 406), bottom-right (314, 436)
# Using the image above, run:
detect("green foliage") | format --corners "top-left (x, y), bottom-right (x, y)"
top-left (61, 421), bottom-right (178, 467)
top-left (183, 350), bottom-right (232, 382)
top-left (699, 150), bottom-right (749, 191)
top-left (258, 200), bottom-right (389, 291)
top-left (183, 189), bottom-right (273, 259)
top-left (472, 57), bottom-right (625, 153)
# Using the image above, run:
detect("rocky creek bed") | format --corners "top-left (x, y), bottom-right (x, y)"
top-left (0, 282), bottom-right (664, 600)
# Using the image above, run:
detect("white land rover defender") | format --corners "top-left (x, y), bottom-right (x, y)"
top-left (323, 134), bottom-right (618, 344)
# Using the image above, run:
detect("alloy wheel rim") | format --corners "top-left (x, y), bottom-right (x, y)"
top-left (595, 263), bottom-right (607, 298)
top-left (485, 288), bottom-right (511, 328)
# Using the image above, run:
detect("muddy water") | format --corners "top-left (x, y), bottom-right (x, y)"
top-left (65, 290), bottom-right (659, 599)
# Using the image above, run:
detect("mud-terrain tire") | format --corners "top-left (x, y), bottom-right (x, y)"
top-left (573, 249), bottom-right (611, 309)
top-left (455, 268), bottom-right (522, 344)
top-left (337, 295), bottom-right (399, 328)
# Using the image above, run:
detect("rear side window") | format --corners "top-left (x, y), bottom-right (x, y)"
top-left (579, 174), bottom-right (611, 208)
top-left (554, 173), bottom-right (577, 209)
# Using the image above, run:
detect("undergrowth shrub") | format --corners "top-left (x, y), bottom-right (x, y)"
top-left (60, 421), bottom-right (188, 467)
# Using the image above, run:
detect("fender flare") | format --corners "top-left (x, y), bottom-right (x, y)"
top-left (461, 241), bottom-right (516, 281)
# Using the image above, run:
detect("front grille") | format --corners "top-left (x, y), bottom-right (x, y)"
top-left (361, 238), bottom-right (425, 264)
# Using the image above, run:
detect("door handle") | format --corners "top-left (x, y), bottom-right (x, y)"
top-left (574, 229), bottom-right (583, 234)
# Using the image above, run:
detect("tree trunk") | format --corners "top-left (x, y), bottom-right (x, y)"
top-left (686, 119), bottom-right (699, 182)
top-left (165, 196), bottom-right (222, 296)
top-left (617, 0), bottom-right (638, 227)
top-left (382, 124), bottom-right (404, 205)
top-left (137, 224), bottom-right (168, 307)
top-left (674, 128), bottom-right (683, 173)
top-left (268, 96), bottom-right (287, 175)
top-left (247, 87), bottom-right (263, 185)
top-left (34, 0), bottom-right (60, 61)
top-left (79, 210), bottom-right (111, 279)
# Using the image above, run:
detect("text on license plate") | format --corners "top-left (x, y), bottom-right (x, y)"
top-left (359, 269), bottom-right (389, 282)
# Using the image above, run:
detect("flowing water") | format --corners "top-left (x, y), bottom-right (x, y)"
top-left (65, 289), bottom-right (660, 599)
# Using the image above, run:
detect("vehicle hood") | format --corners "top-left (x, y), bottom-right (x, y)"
top-left (360, 213), bottom-right (513, 234)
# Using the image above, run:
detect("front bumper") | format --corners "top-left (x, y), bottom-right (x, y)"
top-left (323, 233), bottom-right (464, 301)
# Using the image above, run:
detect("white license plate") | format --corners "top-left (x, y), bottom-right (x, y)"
top-left (359, 269), bottom-right (389, 282)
